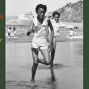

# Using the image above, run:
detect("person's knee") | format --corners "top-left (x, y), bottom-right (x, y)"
top-left (46, 61), bottom-right (50, 65)
top-left (45, 58), bottom-right (50, 65)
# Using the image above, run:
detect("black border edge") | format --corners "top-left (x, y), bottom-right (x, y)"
top-left (84, 0), bottom-right (89, 89)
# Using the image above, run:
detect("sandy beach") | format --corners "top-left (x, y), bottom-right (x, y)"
top-left (6, 39), bottom-right (83, 89)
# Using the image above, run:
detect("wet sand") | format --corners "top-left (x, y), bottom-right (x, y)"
top-left (6, 40), bottom-right (83, 89)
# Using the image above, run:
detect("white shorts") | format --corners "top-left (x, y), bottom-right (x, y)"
top-left (32, 41), bottom-right (49, 49)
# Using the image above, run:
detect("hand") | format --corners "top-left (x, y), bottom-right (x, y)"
top-left (27, 32), bottom-right (31, 36)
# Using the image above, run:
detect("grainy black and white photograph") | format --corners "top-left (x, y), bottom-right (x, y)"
top-left (6, 0), bottom-right (83, 89)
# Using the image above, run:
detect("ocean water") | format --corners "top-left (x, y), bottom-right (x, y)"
top-left (6, 40), bottom-right (83, 89)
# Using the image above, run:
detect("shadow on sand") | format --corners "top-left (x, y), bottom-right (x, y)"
top-left (6, 63), bottom-right (61, 89)
top-left (20, 63), bottom-right (69, 70)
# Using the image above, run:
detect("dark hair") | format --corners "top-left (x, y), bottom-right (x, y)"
top-left (35, 4), bottom-right (47, 13)
top-left (52, 11), bottom-right (60, 17)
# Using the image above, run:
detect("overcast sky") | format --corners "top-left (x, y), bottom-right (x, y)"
top-left (6, 0), bottom-right (81, 16)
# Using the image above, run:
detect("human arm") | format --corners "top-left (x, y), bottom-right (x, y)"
top-left (59, 22), bottom-right (78, 29)
top-left (48, 19), bottom-right (54, 46)
top-left (27, 20), bottom-right (35, 36)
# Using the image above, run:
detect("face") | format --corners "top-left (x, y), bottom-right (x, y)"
top-left (53, 14), bottom-right (60, 22)
top-left (37, 8), bottom-right (46, 19)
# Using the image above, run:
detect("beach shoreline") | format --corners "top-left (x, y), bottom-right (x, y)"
top-left (6, 40), bottom-right (83, 89)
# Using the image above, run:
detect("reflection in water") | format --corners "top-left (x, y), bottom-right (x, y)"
top-left (49, 70), bottom-right (58, 89)
top-left (49, 81), bottom-right (57, 89)
top-left (36, 63), bottom-right (66, 70)
top-left (28, 86), bottom-right (39, 89)
top-left (50, 67), bottom-right (56, 81)
top-left (6, 41), bottom-right (83, 89)
top-left (38, 78), bottom-right (58, 89)
top-left (27, 81), bottom-right (58, 89)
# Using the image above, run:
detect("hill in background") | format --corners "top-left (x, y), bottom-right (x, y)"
top-left (56, 0), bottom-right (83, 22)
top-left (6, 0), bottom-right (83, 23)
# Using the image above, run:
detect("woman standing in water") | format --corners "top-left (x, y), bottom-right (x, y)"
top-left (27, 4), bottom-right (54, 86)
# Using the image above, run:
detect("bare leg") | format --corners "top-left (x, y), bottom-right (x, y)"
top-left (38, 46), bottom-right (56, 81)
top-left (50, 66), bottom-right (56, 81)
top-left (38, 48), bottom-right (51, 65)
top-left (50, 38), bottom-right (56, 67)
top-left (50, 38), bottom-right (56, 81)
top-left (31, 48), bottom-right (39, 85)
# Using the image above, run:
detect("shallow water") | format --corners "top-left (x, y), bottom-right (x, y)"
top-left (6, 40), bottom-right (83, 89)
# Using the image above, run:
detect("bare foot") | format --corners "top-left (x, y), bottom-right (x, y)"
top-left (31, 80), bottom-right (36, 87)
top-left (51, 76), bottom-right (56, 82)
